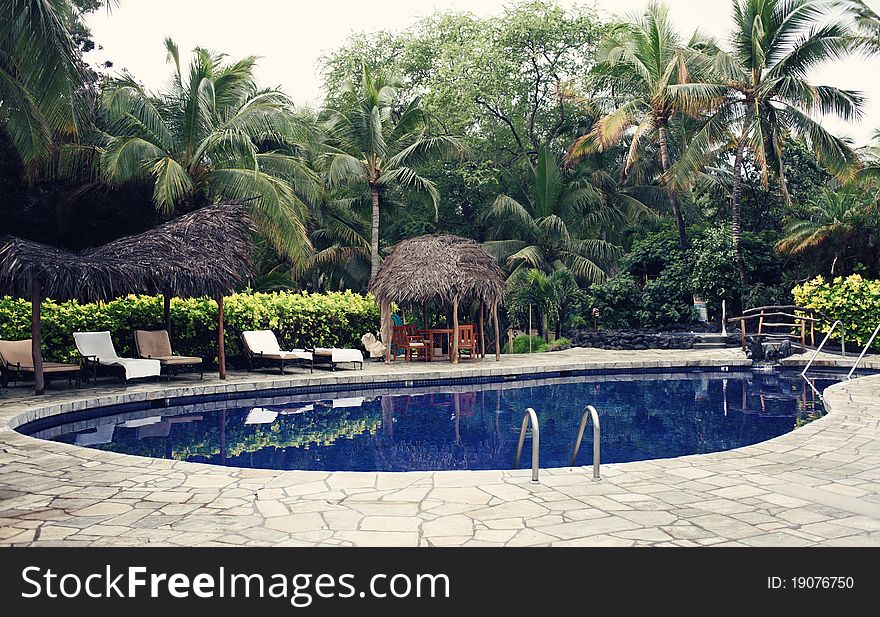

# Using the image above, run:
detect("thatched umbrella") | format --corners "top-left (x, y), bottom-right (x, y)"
top-left (90, 204), bottom-right (255, 379)
top-left (0, 204), bottom-right (254, 392)
top-left (368, 234), bottom-right (506, 363)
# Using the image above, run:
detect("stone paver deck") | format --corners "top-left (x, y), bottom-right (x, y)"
top-left (1, 347), bottom-right (878, 547)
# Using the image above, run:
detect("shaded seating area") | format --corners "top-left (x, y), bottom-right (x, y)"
top-left (368, 234), bottom-right (506, 364)
top-left (74, 331), bottom-right (161, 383)
top-left (0, 204), bottom-right (256, 394)
top-left (0, 339), bottom-right (81, 388)
top-left (134, 330), bottom-right (204, 380)
top-left (242, 330), bottom-right (314, 374)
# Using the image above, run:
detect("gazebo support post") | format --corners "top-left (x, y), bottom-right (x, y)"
top-left (217, 294), bottom-right (226, 380)
top-left (452, 298), bottom-right (459, 364)
top-left (381, 301), bottom-right (392, 364)
top-left (163, 291), bottom-right (172, 335)
top-left (31, 277), bottom-right (45, 395)
top-left (479, 302), bottom-right (485, 359)
top-left (492, 303), bottom-right (501, 361)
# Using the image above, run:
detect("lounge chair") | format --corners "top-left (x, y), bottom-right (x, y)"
top-left (73, 331), bottom-right (161, 383)
top-left (134, 330), bottom-right (203, 380)
top-left (312, 347), bottom-right (364, 370)
top-left (241, 330), bottom-right (313, 374)
top-left (0, 339), bottom-right (81, 387)
top-left (360, 332), bottom-right (387, 359)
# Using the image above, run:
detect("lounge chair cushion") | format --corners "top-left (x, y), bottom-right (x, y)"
top-left (242, 330), bottom-right (312, 361)
top-left (0, 339), bottom-right (79, 374)
top-left (151, 355), bottom-right (203, 366)
top-left (134, 330), bottom-right (202, 366)
top-left (314, 348), bottom-right (364, 364)
top-left (74, 331), bottom-right (161, 380)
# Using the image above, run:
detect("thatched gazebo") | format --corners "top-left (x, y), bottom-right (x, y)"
top-left (368, 234), bottom-right (506, 363)
top-left (0, 204), bottom-right (255, 393)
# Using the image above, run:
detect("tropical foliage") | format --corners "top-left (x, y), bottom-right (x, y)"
top-left (668, 0), bottom-right (869, 287)
top-left (320, 67), bottom-right (464, 278)
top-left (484, 146), bottom-right (623, 283)
top-left (2, 0), bottom-right (880, 344)
top-left (793, 274), bottom-right (880, 349)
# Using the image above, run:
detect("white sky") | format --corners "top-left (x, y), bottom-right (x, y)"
top-left (85, 0), bottom-right (880, 145)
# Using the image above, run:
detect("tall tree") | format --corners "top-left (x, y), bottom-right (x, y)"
top-left (321, 67), bottom-right (464, 279)
top-left (484, 145), bottom-right (623, 283)
top-left (669, 0), bottom-right (867, 289)
top-left (0, 0), bottom-right (88, 169)
top-left (91, 39), bottom-right (317, 262)
top-left (568, 2), bottom-right (701, 253)
top-left (776, 184), bottom-right (877, 276)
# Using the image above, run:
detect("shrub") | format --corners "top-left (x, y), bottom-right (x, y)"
top-left (793, 274), bottom-right (880, 349)
top-left (576, 225), bottom-right (787, 329)
top-left (504, 334), bottom-right (546, 354)
top-left (544, 337), bottom-right (571, 351)
top-left (0, 291), bottom-right (380, 364)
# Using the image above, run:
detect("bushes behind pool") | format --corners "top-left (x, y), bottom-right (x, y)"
top-left (0, 291), bottom-right (380, 365)
top-left (793, 274), bottom-right (880, 350)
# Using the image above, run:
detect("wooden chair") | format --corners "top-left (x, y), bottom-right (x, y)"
top-left (404, 335), bottom-right (428, 362)
top-left (391, 326), bottom-right (408, 362)
top-left (457, 324), bottom-right (477, 361)
top-left (392, 324), bottom-right (421, 361)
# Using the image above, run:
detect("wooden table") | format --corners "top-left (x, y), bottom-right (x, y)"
top-left (419, 328), bottom-right (454, 362)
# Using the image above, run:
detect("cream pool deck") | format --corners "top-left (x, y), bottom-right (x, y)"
top-left (0, 347), bottom-right (878, 547)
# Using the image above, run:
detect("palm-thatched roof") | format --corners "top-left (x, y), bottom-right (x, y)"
top-left (0, 204), bottom-right (255, 301)
top-left (368, 234), bottom-right (505, 307)
top-left (0, 236), bottom-right (146, 301)
top-left (89, 203), bottom-right (255, 298)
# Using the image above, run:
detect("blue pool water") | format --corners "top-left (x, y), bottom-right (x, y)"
top-left (24, 370), bottom-right (839, 472)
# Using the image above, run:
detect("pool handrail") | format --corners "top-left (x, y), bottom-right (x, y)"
top-left (569, 404), bottom-right (601, 480)
top-left (801, 320), bottom-right (845, 377)
top-left (513, 407), bottom-right (540, 483)
top-left (847, 322), bottom-right (880, 379)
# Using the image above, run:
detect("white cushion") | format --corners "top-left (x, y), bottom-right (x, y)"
top-left (74, 331), bottom-right (161, 379)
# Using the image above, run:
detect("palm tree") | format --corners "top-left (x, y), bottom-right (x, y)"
top-left (506, 268), bottom-right (580, 340)
top-left (320, 67), bottom-right (465, 280)
top-left (92, 39), bottom-right (317, 262)
top-left (568, 2), bottom-right (701, 253)
top-left (0, 0), bottom-right (86, 169)
top-left (485, 145), bottom-right (622, 283)
top-left (776, 185), bottom-right (876, 275)
top-left (669, 0), bottom-right (867, 288)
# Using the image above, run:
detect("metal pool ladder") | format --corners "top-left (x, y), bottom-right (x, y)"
top-left (847, 322), bottom-right (880, 379)
top-left (801, 320), bottom-right (846, 377)
top-left (514, 408), bottom-right (540, 482)
top-left (570, 404), bottom-right (601, 481)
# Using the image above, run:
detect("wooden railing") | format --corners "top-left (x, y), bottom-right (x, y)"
top-left (727, 305), bottom-right (835, 352)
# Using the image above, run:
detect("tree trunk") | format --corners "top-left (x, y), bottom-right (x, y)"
top-left (492, 303), bottom-right (501, 361)
top-left (31, 278), bottom-right (44, 395)
top-left (731, 115), bottom-right (752, 292)
top-left (657, 123), bottom-right (688, 254)
top-left (370, 184), bottom-right (381, 280)
top-left (451, 298), bottom-right (459, 364)
top-left (217, 294), bottom-right (226, 380)
top-left (163, 292), bottom-right (172, 335)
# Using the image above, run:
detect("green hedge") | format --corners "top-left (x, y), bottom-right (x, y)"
top-left (792, 275), bottom-right (880, 349)
top-left (0, 291), bottom-right (380, 365)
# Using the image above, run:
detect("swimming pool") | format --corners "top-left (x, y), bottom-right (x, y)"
top-left (21, 369), bottom-right (838, 472)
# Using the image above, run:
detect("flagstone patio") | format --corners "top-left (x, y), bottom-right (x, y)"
top-left (1, 347), bottom-right (878, 547)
